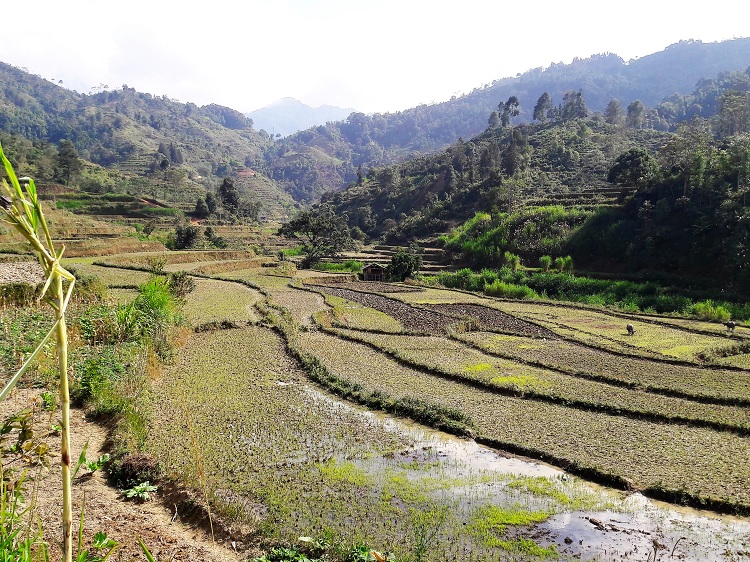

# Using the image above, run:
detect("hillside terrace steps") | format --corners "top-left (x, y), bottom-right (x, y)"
top-left (336, 243), bottom-right (455, 276)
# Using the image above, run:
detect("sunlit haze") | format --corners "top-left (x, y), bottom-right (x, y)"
top-left (2, 0), bottom-right (747, 114)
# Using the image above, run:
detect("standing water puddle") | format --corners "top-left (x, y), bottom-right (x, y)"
top-left (312, 389), bottom-right (750, 560)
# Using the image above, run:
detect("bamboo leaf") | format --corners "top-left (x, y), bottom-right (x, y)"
top-left (0, 320), bottom-right (60, 402)
top-left (136, 535), bottom-right (156, 562)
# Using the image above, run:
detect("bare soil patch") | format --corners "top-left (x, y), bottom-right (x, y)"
top-left (312, 285), bottom-right (456, 333)
top-left (1, 389), bottom-right (242, 562)
top-left (0, 261), bottom-right (45, 285)
top-left (421, 303), bottom-right (558, 338)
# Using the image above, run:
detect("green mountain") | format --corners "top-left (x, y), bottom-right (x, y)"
top-left (323, 67), bottom-right (750, 292)
top-left (260, 38), bottom-right (750, 203)
top-left (0, 61), bottom-right (297, 219)
top-left (1, 37), bottom-right (750, 240)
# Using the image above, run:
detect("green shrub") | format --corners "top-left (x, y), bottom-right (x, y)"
top-left (503, 251), bottom-right (521, 271)
top-left (141, 206), bottom-right (182, 217)
top-left (539, 255), bottom-right (552, 271)
top-left (166, 271), bottom-right (196, 298)
top-left (686, 299), bottom-right (732, 322)
top-left (312, 260), bottom-right (364, 273)
top-left (0, 282), bottom-right (39, 306)
top-left (561, 255), bottom-right (574, 272)
top-left (484, 280), bottom-right (539, 299)
top-left (387, 250), bottom-right (422, 281)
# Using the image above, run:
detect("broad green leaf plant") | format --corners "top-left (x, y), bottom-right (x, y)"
top-left (0, 142), bottom-right (77, 562)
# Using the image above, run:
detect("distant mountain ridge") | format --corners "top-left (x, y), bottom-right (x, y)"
top-left (1, 37), bottom-right (749, 210)
top-left (247, 97), bottom-right (355, 138)
top-left (261, 37), bottom-right (750, 203)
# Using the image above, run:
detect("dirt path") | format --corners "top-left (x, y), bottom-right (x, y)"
top-left (2, 388), bottom-right (242, 562)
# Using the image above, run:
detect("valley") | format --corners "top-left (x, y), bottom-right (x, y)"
top-left (2, 33), bottom-right (750, 562)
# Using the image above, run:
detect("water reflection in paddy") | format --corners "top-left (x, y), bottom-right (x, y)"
top-left (342, 394), bottom-right (750, 561)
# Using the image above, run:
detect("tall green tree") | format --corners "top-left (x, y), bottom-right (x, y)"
top-left (487, 111), bottom-right (500, 129)
top-left (387, 245), bottom-right (423, 281)
top-left (533, 93), bottom-right (552, 123)
top-left (194, 197), bottom-right (210, 218)
top-left (659, 118), bottom-right (712, 196)
top-left (718, 90), bottom-right (750, 138)
top-left (218, 177), bottom-right (241, 214)
top-left (561, 90), bottom-right (587, 119)
top-left (626, 100), bottom-right (646, 129)
top-left (607, 147), bottom-right (658, 190)
top-left (501, 96), bottom-right (520, 127)
top-left (277, 204), bottom-right (358, 267)
top-left (604, 99), bottom-right (624, 125)
top-left (205, 191), bottom-right (218, 215)
top-left (54, 139), bottom-right (81, 185)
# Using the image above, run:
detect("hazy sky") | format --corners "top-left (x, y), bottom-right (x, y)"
top-left (2, 0), bottom-right (747, 114)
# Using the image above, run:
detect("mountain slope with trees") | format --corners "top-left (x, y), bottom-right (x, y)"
top-left (259, 38), bottom-right (750, 203)
top-left (318, 66), bottom-right (750, 293)
top-left (0, 61), bottom-right (298, 219)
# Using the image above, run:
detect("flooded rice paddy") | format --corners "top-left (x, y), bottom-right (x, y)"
top-left (148, 324), bottom-right (750, 560)
top-left (90, 262), bottom-right (749, 560)
top-left (382, 415), bottom-right (750, 561)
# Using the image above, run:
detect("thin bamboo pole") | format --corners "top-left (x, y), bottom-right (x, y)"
top-left (56, 273), bottom-right (72, 562)
top-left (0, 143), bottom-right (75, 562)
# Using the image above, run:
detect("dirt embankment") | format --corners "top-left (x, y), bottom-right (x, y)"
top-left (1, 389), bottom-right (242, 562)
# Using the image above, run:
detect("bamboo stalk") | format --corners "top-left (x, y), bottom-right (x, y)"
top-left (56, 273), bottom-right (73, 562)
top-left (0, 142), bottom-right (75, 562)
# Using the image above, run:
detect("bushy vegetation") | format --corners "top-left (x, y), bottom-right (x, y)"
top-left (439, 207), bottom-right (589, 267)
top-left (433, 267), bottom-right (750, 320)
top-left (312, 259), bottom-right (363, 273)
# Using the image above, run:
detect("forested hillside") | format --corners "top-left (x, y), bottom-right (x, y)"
top-left (0, 61), bottom-right (298, 218)
top-left (259, 38), bottom-right (750, 203)
top-left (2, 38), bottom-right (749, 211)
top-left (322, 67), bottom-right (750, 292)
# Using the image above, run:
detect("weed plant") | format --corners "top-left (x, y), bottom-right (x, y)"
top-left (0, 408), bottom-right (51, 559)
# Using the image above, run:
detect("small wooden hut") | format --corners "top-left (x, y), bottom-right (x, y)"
top-left (362, 263), bottom-right (386, 282)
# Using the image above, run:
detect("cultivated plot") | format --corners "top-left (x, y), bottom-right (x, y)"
top-left (182, 278), bottom-right (263, 325)
top-left (329, 327), bottom-right (750, 432)
top-left (299, 330), bottom-right (750, 509)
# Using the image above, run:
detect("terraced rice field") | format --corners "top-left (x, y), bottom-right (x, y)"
top-left (296, 282), bottom-right (750, 510)
top-left (327, 328), bottom-right (750, 432)
top-left (300, 330), bottom-right (750, 508)
top-left (66, 262), bottom-right (152, 287)
top-left (182, 278), bottom-right (263, 325)
top-left (454, 331), bottom-right (750, 403)
top-left (322, 294), bottom-right (403, 333)
top-left (58, 254), bottom-right (750, 558)
top-left (487, 300), bottom-right (736, 360)
top-left (145, 279), bottom-right (618, 559)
